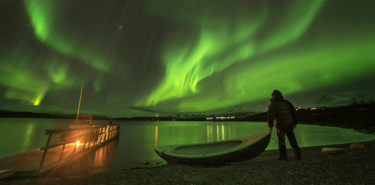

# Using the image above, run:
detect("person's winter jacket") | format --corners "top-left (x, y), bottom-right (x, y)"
top-left (267, 94), bottom-right (298, 130)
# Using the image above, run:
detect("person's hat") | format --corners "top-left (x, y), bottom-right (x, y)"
top-left (271, 90), bottom-right (282, 96)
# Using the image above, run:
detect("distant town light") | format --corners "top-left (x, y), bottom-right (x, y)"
top-left (208, 116), bottom-right (237, 120)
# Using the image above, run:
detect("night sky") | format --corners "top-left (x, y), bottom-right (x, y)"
top-left (1, 0), bottom-right (375, 118)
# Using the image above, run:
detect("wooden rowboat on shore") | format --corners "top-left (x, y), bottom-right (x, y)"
top-left (154, 132), bottom-right (271, 164)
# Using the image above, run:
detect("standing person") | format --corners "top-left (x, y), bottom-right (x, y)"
top-left (267, 90), bottom-right (301, 161)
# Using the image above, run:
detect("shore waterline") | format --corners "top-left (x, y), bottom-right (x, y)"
top-left (1, 118), bottom-right (374, 177)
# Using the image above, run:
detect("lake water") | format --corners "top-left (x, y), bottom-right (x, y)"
top-left (0, 118), bottom-right (374, 177)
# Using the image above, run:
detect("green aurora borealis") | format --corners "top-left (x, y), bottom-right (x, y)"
top-left (1, 0), bottom-right (375, 117)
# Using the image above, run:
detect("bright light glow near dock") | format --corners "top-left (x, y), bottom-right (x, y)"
top-left (76, 141), bottom-right (80, 145)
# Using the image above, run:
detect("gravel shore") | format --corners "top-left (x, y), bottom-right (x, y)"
top-left (2, 139), bottom-right (374, 185)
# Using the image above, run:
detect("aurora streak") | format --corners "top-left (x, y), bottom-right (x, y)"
top-left (0, 0), bottom-right (374, 117)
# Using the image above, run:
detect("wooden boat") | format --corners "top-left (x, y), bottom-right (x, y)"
top-left (154, 132), bottom-right (271, 164)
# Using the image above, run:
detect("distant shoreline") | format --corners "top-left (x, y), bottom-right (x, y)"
top-left (1, 103), bottom-right (374, 134)
top-left (0, 110), bottom-right (204, 121)
top-left (0, 109), bottom-right (210, 121)
top-left (0, 110), bottom-right (109, 120)
top-left (245, 103), bottom-right (375, 134)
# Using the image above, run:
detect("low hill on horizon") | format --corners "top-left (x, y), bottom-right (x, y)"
top-left (0, 109), bottom-right (110, 120)
top-left (315, 91), bottom-right (374, 107)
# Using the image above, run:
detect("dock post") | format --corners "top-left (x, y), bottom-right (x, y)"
top-left (59, 142), bottom-right (66, 163)
top-left (105, 125), bottom-right (108, 140)
top-left (96, 128), bottom-right (101, 145)
top-left (97, 127), bottom-right (102, 144)
top-left (83, 137), bottom-right (87, 149)
top-left (87, 133), bottom-right (91, 148)
top-left (106, 125), bottom-right (109, 140)
top-left (37, 134), bottom-right (52, 174)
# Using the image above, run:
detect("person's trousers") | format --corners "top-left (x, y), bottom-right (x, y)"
top-left (277, 126), bottom-right (301, 159)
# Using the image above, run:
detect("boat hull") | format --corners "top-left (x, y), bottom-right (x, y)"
top-left (154, 132), bottom-right (271, 164)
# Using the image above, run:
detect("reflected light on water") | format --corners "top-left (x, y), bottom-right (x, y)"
top-left (299, 129), bottom-right (308, 146)
top-left (231, 125), bottom-right (236, 139)
top-left (221, 124), bottom-right (225, 140)
top-left (216, 125), bottom-right (219, 141)
top-left (22, 123), bottom-right (34, 151)
top-left (229, 126), bottom-right (232, 140)
top-left (207, 124), bottom-right (213, 142)
top-left (94, 144), bottom-right (106, 164)
top-left (155, 124), bottom-right (158, 143)
top-left (206, 122), bottom-right (237, 142)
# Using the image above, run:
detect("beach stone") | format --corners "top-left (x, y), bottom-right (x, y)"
top-left (321, 148), bottom-right (345, 154)
top-left (350, 143), bottom-right (364, 149)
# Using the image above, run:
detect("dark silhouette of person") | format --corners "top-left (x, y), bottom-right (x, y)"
top-left (267, 90), bottom-right (301, 161)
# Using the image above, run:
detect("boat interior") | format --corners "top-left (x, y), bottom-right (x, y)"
top-left (172, 139), bottom-right (244, 154)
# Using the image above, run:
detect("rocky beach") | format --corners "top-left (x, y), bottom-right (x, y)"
top-left (1, 140), bottom-right (374, 185)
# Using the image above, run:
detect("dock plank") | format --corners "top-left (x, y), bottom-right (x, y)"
top-left (0, 124), bottom-right (119, 177)
top-left (0, 143), bottom-right (86, 176)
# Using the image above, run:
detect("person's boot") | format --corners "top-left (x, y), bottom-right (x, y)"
top-left (293, 148), bottom-right (302, 160)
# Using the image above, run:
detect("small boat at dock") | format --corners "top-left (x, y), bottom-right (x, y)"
top-left (154, 132), bottom-right (271, 164)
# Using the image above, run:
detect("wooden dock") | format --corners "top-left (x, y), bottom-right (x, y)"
top-left (0, 124), bottom-right (120, 179)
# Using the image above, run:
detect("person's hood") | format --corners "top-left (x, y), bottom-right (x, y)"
top-left (271, 94), bottom-right (284, 102)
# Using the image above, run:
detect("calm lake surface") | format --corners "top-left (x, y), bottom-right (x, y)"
top-left (0, 118), bottom-right (374, 177)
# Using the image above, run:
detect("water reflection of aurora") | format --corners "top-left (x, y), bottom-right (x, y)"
top-left (152, 122), bottom-right (375, 150)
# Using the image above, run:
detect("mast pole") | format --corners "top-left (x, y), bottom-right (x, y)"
top-left (76, 86), bottom-right (83, 124)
